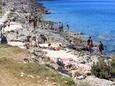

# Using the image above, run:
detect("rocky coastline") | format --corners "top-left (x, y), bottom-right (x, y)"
top-left (0, 0), bottom-right (115, 86)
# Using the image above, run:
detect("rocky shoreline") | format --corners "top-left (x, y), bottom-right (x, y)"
top-left (0, 0), bottom-right (115, 86)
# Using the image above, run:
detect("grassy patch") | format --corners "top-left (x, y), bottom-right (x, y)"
top-left (0, 58), bottom-right (75, 86)
top-left (0, 44), bottom-right (29, 59)
top-left (0, 0), bottom-right (2, 16)
top-left (0, 45), bottom-right (75, 86)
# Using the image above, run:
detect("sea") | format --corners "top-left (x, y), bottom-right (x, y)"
top-left (37, 0), bottom-right (115, 55)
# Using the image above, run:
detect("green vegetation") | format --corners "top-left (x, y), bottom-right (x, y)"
top-left (7, 12), bottom-right (14, 17)
top-left (0, 0), bottom-right (2, 16)
top-left (110, 57), bottom-right (115, 81)
top-left (0, 45), bottom-right (75, 86)
top-left (0, 44), bottom-right (29, 59)
top-left (0, 58), bottom-right (75, 86)
top-left (91, 56), bottom-right (115, 80)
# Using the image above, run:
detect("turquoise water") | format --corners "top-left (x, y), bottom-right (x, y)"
top-left (37, 0), bottom-right (115, 54)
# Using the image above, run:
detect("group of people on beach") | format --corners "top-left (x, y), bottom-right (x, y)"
top-left (25, 12), bottom-right (71, 32)
top-left (26, 13), bottom-right (38, 29)
top-left (45, 22), bottom-right (69, 32)
top-left (87, 36), bottom-right (104, 54)
top-left (25, 15), bottom-right (105, 55)
top-left (57, 22), bottom-right (70, 32)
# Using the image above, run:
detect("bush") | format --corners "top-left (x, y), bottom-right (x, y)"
top-left (110, 57), bottom-right (115, 79)
top-left (91, 57), bottom-right (111, 79)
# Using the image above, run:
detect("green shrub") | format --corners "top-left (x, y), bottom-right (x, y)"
top-left (91, 57), bottom-right (111, 79)
top-left (7, 12), bottom-right (14, 17)
top-left (110, 57), bottom-right (115, 80)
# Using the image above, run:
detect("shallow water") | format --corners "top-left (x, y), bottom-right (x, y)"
top-left (37, 0), bottom-right (115, 54)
